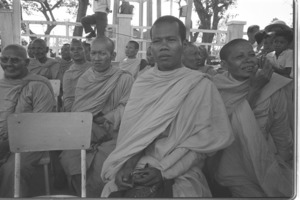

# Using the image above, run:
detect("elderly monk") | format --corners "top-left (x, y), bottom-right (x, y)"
top-left (60, 36), bottom-right (134, 197)
top-left (0, 44), bottom-right (55, 197)
top-left (211, 39), bottom-right (293, 197)
top-left (119, 40), bottom-right (148, 80)
top-left (100, 15), bottom-right (234, 198)
top-left (182, 42), bottom-right (217, 76)
top-left (63, 39), bottom-right (92, 112)
top-left (28, 38), bottom-right (60, 79)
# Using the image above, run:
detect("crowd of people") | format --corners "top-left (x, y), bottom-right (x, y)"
top-left (0, 14), bottom-right (294, 198)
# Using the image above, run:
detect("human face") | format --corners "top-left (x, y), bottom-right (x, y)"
top-left (151, 22), bottom-right (184, 71)
top-left (1, 48), bottom-right (29, 79)
top-left (31, 41), bottom-right (48, 61)
top-left (182, 46), bottom-right (204, 70)
top-left (273, 36), bottom-right (289, 54)
top-left (70, 43), bottom-right (85, 63)
top-left (125, 42), bottom-right (138, 58)
top-left (90, 41), bottom-right (112, 73)
top-left (61, 45), bottom-right (71, 61)
top-left (146, 47), bottom-right (155, 66)
top-left (222, 42), bottom-right (258, 81)
top-left (263, 37), bottom-right (274, 53)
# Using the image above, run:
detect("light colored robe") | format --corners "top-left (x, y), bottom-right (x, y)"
top-left (55, 57), bottom-right (73, 83)
top-left (28, 57), bottom-right (60, 79)
top-left (60, 66), bottom-right (134, 197)
top-left (119, 57), bottom-right (141, 79)
top-left (101, 66), bottom-right (234, 197)
top-left (212, 72), bottom-right (293, 197)
top-left (62, 62), bottom-right (92, 112)
top-left (0, 73), bottom-right (55, 197)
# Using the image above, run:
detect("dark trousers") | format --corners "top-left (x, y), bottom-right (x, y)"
top-left (81, 12), bottom-right (108, 36)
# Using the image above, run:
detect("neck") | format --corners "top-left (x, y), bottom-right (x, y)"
top-left (37, 57), bottom-right (48, 63)
top-left (74, 59), bottom-right (86, 65)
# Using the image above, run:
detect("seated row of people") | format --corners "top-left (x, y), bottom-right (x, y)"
top-left (0, 15), bottom-right (294, 198)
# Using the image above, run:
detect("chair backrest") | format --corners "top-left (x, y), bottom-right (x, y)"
top-left (49, 79), bottom-right (60, 98)
top-left (8, 112), bottom-right (92, 153)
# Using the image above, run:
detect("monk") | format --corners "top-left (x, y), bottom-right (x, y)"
top-left (60, 36), bottom-right (134, 197)
top-left (182, 42), bottom-right (217, 76)
top-left (56, 43), bottom-right (73, 82)
top-left (101, 15), bottom-right (234, 198)
top-left (211, 39), bottom-right (293, 197)
top-left (0, 44), bottom-right (55, 197)
top-left (63, 39), bottom-right (92, 112)
top-left (28, 38), bottom-right (60, 80)
top-left (119, 40), bottom-right (148, 80)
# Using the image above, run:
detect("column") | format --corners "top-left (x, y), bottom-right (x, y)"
top-left (116, 14), bottom-right (133, 61)
top-left (226, 21), bottom-right (247, 42)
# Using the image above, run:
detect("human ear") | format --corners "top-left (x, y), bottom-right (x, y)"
top-left (220, 60), bottom-right (228, 70)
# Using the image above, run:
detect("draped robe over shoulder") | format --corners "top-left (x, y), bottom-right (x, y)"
top-left (0, 73), bottom-right (55, 197)
top-left (62, 62), bottom-right (92, 112)
top-left (60, 66), bottom-right (134, 197)
top-left (101, 66), bottom-right (234, 197)
top-left (212, 72), bottom-right (293, 197)
top-left (28, 57), bottom-right (60, 79)
top-left (119, 58), bottom-right (141, 79)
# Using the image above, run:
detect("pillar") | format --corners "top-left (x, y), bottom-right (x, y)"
top-left (116, 14), bottom-right (133, 61)
top-left (226, 21), bottom-right (247, 42)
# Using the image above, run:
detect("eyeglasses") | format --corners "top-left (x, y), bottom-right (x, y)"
top-left (0, 56), bottom-right (23, 64)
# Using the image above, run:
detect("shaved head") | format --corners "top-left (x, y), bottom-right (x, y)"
top-left (91, 36), bottom-right (115, 54)
top-left (3, 44), bottom-right (28, 59)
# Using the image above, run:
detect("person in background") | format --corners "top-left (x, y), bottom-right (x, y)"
top-left (63, 39), bottom-right (92, 112)
top-left (247, 25), bottom-right (260, 50)
top-left (82, 41), bottom-right (91, 61)
top-left (256, 32), bottom-right (275, 58)
top-left (27, 38), bottom-right (60, 80)
top-left (136, 45), bottom-right (155, 76)
top-left (210, 39), bottom-right (293, 197)
top-left (60, 36), bottom-right (134, 197)
top-left (100, 15), bottom-right (233, 198)
top-left (27, 41), bottom-right (34, 59)
top-left (81, 0), bottom-right (111, 38)
top-left (56, 43), bottom-right (73, 82)
top-left (182, 42), bottom-right (217, 76)
top-left (266, 29), bottom-right (293, 79)
top-left (0, 44), bottom-right (55, 197)
top-left (119, 40), bottom-right (148, 80)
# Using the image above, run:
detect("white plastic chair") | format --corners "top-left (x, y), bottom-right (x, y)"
top-left (8, 112), bottom-right (92, 198)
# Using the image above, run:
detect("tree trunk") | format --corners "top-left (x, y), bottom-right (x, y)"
top-left (73, 0), bottom-right (89, 37)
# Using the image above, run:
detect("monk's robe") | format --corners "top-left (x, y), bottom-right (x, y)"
top-left (101, 66), bottom-right (234, 197)
top-left (60, 66), bottom-right (134, 197)
top-left (0, 73), bottom-right (55, 197)
top-left (119, 57), bottom-right (141, 79)
top-left (212, 72), bottom-right (293, 197)
top-left (28, 57), bottom-right (60, 79)
top-left (55, 57), bottom-right (73, 83)
top-left (62, 62), bottom-right (92, 112)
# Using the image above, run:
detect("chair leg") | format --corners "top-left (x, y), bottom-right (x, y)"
top-left (43, 164), bottom-right (50, 195)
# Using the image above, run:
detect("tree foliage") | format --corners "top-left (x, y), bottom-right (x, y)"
top-left (21, 0), bottom-right (88, 40)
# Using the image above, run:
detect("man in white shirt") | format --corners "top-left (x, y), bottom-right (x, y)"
top-left (81, 0), bottom-right (111, 38)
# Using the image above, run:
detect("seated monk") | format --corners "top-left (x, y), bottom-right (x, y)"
top-left (60, 36), bottom-right (134, 197)
top-left (0, 44), bottom-right (56, 197)
top-left (210, 39), bottom-right (293, 197)
top-left (100, 15), bottom-right (234, 198)
top-left (28, 38), bottom-right (60, 80)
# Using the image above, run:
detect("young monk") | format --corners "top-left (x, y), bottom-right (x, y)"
top-left (119, 40), bottom-right (148, 80)
top-left (60, 36), bottom-right (134, 197)
top-left (100, 15), bottom-right (234, 198)
top-left (211, 39), bottom-right (293, 197)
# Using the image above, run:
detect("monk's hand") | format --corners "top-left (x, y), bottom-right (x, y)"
top-left (132, 167), bottom-right (163, 186)
top-left (115, 166), bottom-right (134, 190)
top-left (251, 56), bottom-right (273, 90)
top-left (93, 115), bottom-right (106, 124)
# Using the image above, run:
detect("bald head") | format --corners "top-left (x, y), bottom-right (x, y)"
top-left (91, 36), bottom-right (115, 54)
top-left (3, 44), bottom-right (28, 59)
